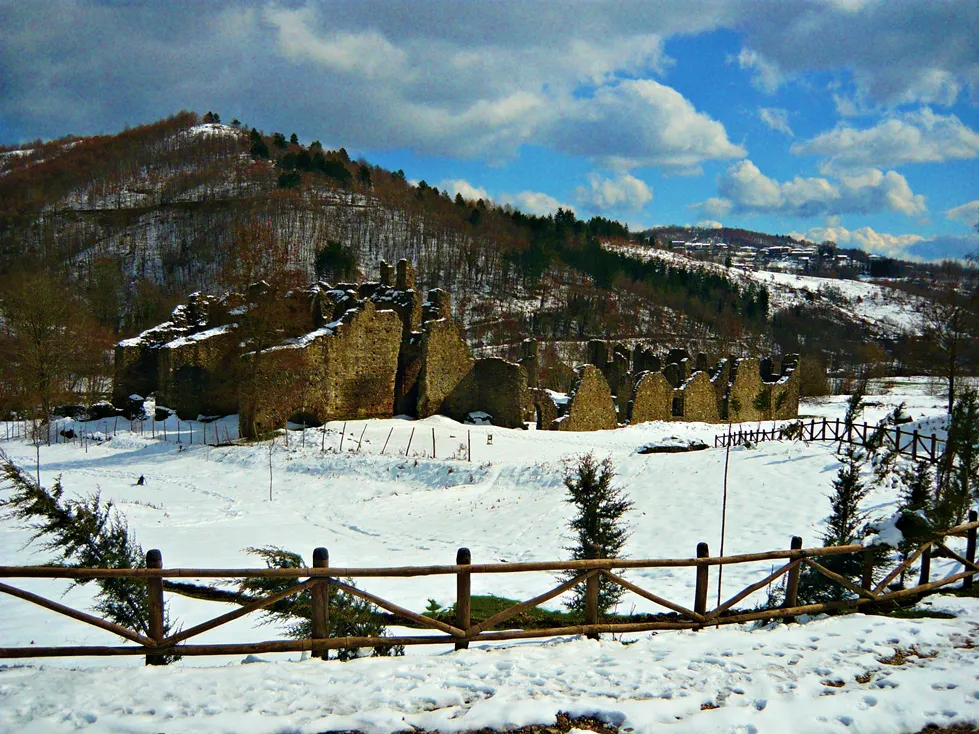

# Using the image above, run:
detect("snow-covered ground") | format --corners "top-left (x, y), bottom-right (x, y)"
top-left (1, 378), bottom-right (975, 733)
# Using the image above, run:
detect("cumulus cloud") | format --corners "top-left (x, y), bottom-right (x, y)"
top-left (550, 80), bottom-right (745, 170)
top-left (737, 2), bottom-right (979, 108)
top-left (1, 1), bottom-right (976, 164)
top-left (695, 220), bottom-right (724, 229)
top-left (792, 108), bottom-right (979, 171)
top-left (693, 197), bottom-right (733, 218)
top-left (945, 200), bottom-right (979, 225)
top-left (802, 224), bottom-right (925, 259)
top-left (734, 48), bottom-right (785, 93)
top-left (794, 223), bottom-right (979, 262)
top-left (758, 108), bottom-right (793, 136)
top-left (712, 160), bottom-right (926, 219)
top-left (574, 173), bottom-right (653, 213)
top-left (501, 190), bottom-right (574, 217)
top-left (439, 178), bottom-right (490, 203)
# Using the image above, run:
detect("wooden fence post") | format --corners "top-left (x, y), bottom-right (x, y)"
top-left (405, 427), bottom-right (415, 456)
top-left (311, 547), bottom-right (330, 660)
top-left (918, 547), bottom-right (931, 588)
top-left (965, 510), bottom-right (978, 591)
top-left (931, 433), bottom-right (937, 461)
top-left (695, 542), bottom-right (709, 622)
top-left (146, 549), bottom-right (165, 666)
top-left (911, 429), bottom-right (919, 460)
top-left (862, 548), bottom-right (875, 592)
top-left (784, 536), bottom-right (803, 610)
top-left (455, 548), bottom-right (471, 651)
top-left (585, 572), bottom-right (599, 640)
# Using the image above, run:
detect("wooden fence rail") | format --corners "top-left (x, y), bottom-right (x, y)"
top-left (1, 514), bottom-right (976, 664)
top-left (715, 417), bottom-right (947, 464)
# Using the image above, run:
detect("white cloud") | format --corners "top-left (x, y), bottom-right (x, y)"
top-left (946, 200), bottom-right (979, 225)
top-left (549, 79), bottom-right (746, 170)
top-left (759, 107), bottom-right (793, 136)
top-left (714, 160), bottom-right (926, 219)
top-left (439, 178), bottom-right (490, 203)
top-left (737, 3), bottom-right (979, 109)
top-left (502, 191), bottom-right (574, 217)
top-left (794, 225), bottom-right (979, 261)
top-left (793, 108), bottom-right (979, 171)
top-left (574, 173), bottom-right (653, 213)
top-left (802, 224), bottom-right (925, 259)
top-left (695, 220), bottom-right (724, 229)
top-left (693, 197), bottom-right (733, 218)
top-left (734, 48), bottom-right (784, 94)
top-left (266, 10), bottom-right (407, 80)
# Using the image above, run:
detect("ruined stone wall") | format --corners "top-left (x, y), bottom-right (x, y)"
top-left (519, 338), bottom-right (540, 389)
top-left (472, 358), bottom-right (530, 429)
top-left (773, 356), bottom-right (801, 420)
top-left (240, 301), bottom-right (403, 436)
top-left (320, 301), bottom-right (403, 419)
top-left (157, 326), bottom-right (238, 420)
top-left (555, 365), bottom-right (617, 432)
top-left (417, 318), bottom-right (475, 419)
top-left (113, 344), bottom-right (158, 405)
top-left (529, 387), bottom-right (558, 429)
top-left (711, 358), bottom-right (732, 415)
top-left (680, 371), bottom-right (721, 423)
top-left (630, 371), bottom-right (674, 424)
top-left (727, 357), bottom-right (766, 423)
top-left (395, 335), bottom-right (423, 416)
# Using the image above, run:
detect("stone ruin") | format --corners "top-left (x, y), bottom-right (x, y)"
top-left (581, 340), bottom-right (801, 426)
top-left (113, 260), bottom-right (804, 436)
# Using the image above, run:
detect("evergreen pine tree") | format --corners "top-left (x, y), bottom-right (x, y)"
top-left (562, 454), bottom-right (633, 615)
top-left (933, 388), bottom-right (979, 529)
top-left (799, 384), bottom-right (873, 603)
top-left (0, 452), bottom-right (176, 658)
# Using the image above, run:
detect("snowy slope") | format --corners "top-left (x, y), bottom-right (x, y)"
top-left (606, 243), bottom-right (921, 337)
top-left (0, 380), bottom-right (973, 733)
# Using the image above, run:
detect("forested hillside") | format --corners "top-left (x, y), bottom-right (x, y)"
top-left (0, 111), bottom-right (778, 353)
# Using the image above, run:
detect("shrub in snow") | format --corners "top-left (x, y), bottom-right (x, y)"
top-left (562, 454), bottom-right (633, 616)
top-left (121, 395), bottom-right (146, 420)
top-left (87, 401), bottom-right (123, 420)
top-left (232, 546), bottom-right (404, 662)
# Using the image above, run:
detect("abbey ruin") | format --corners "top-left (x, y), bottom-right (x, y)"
top-left (114, 260), bottom-right (802, 436)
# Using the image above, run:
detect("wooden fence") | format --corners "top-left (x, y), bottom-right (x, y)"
top-left (1, 514), bottom-right (976, 663)
top-left (715, 417), bottom-right (947, 464)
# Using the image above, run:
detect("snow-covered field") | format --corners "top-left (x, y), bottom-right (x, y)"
top-left (1, 378), bottom-right (976, 733)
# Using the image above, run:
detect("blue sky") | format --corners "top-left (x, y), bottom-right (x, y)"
top-left (1, 0), bottom-right (977, 261)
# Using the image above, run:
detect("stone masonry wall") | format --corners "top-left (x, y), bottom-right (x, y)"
top-left (157, 326), bottom-right (238, 420)
top-left (630, 371), bottom-right (674, 424)
top-left (417, 318), bottom-right (475, 419)
top-left (472, 358), bottom-right (530, 429)
top-left (240, 301), bottom-right (402, 436)
top-left (556, 365), bottom-right (617, 431)
top-left (680, 371), bottom-right (721, 422)
top-left (727, 357), bottom-right (765, 423)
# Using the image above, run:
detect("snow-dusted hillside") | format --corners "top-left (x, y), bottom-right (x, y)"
top-left (1, 379), bottom-right (976, 733)
top-left (606, 243), bottom-right (922, 337)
